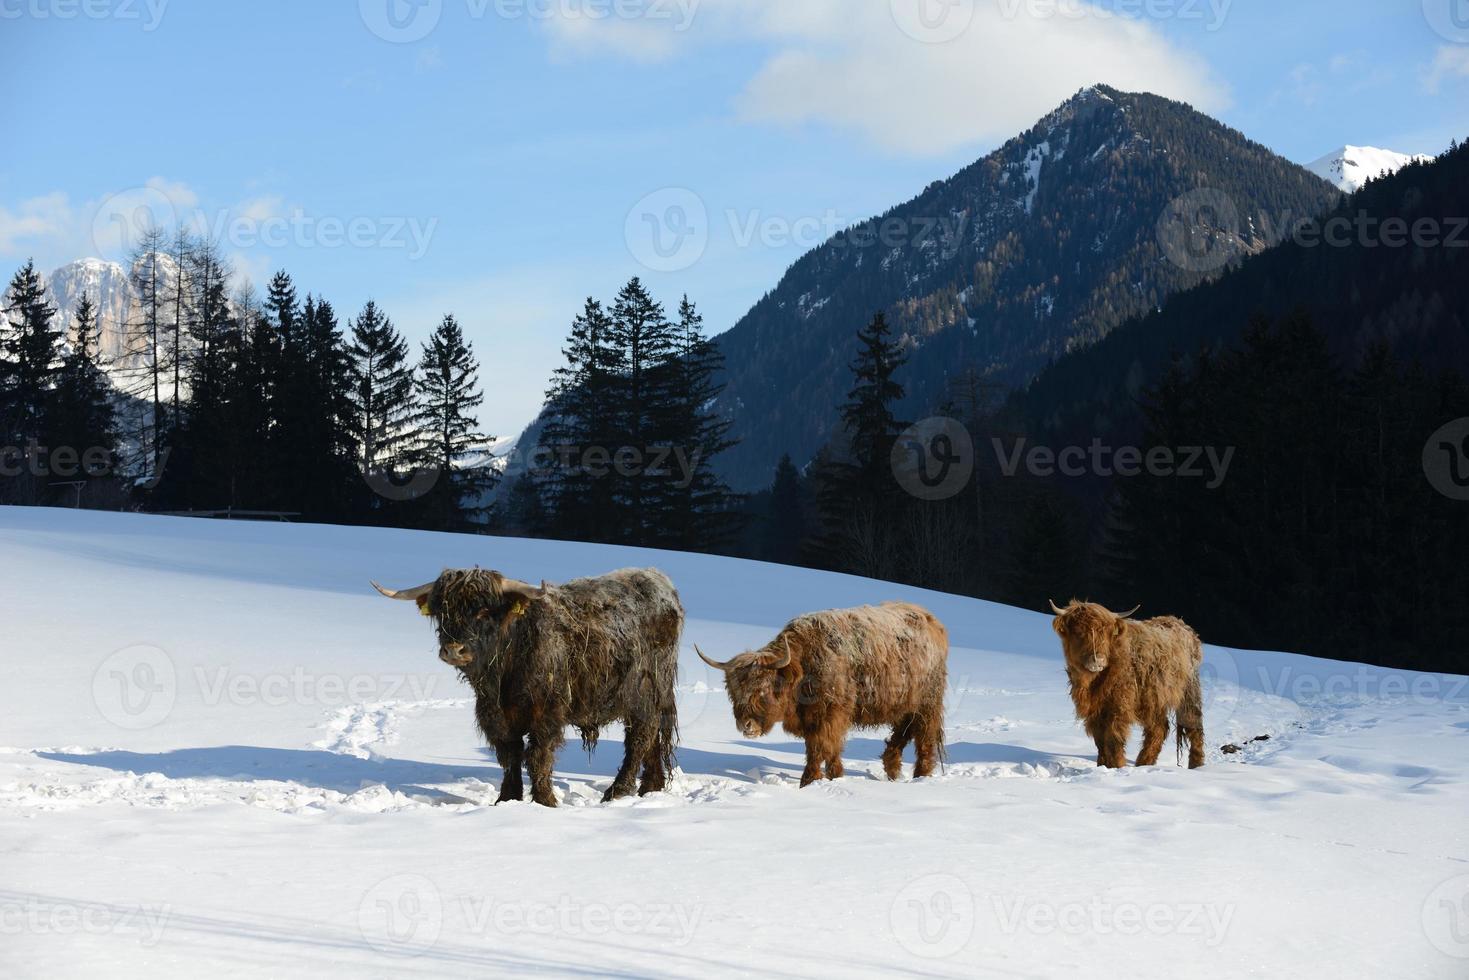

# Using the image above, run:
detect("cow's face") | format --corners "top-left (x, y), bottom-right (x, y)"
top-left (722, 656), bottom-right (792, 738)
top-left (698, 642), bottom-right (797, 739)
top-left (1051, 601), bottom-right (1127, 674)
top-left (375, 570), bottom-right (542, 671)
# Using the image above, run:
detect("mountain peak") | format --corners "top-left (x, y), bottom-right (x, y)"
top-left (1306, 145), bottom-right (1431, 193)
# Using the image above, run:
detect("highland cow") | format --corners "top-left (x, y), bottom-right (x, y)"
top-left (374, 567), bottom-right (683, 807)
top-left (696, 602), bottom-right (948, 787)
top-left (1049, 600), bottom-right (1205, 769)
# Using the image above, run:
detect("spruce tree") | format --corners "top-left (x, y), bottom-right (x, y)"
top-left (47, 293), bottom-right (117, 479)
top-left (810, 311), bottom-right (909, 574)
top-left (607, 277), bottom-right (676, 542)
top-left (412, 313), bottom-right (496, 530)
top-left (0, 259), bottom-right (64, 444)
top-left (762, 453), bottom-right (806, 566)
top-left (231, 284), bottom-right (279, 509)
top-left (502, 471), bottom-right (548, 536)
top-left (346, 300), bottom-right (418, 514)
top-left (655, 295), bottom-right (743, 550)
top-left (541, 297), bottom-right (622, 542)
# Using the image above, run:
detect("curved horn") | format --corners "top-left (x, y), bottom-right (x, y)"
top-left (372, 580), bottom-right (435, 601)
top-left (694, 644), bottom-right (733, 671)
top-left (766, 638), bottom-right (793, 670)
top-left (1117, 604), bottom-right (1142, 620)
top-left (1049, 599), bottom-right (1066, 615)
top-left (500, 578), bottom-right (545, 599)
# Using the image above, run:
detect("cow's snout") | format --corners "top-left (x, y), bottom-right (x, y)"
top-left (1083, 654), bottom-right (1108, 673)
top-left (741, 720), bottom-right (762, 739)
top-left (440, 643), bottom-right (473, 667)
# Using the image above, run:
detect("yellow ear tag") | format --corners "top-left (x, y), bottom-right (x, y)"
top-left (509, 599), bottom-right (529, 617)
top-left (416, 597), bottom-right (431, 617)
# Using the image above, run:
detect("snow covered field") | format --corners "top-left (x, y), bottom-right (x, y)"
top-left (1, 507), bottom-right (1466, 978)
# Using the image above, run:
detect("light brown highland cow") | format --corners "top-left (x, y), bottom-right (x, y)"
top-left (697, 602), bottom-right (948, 787)
top-left (1049, 600), bottom-right (1206, 769)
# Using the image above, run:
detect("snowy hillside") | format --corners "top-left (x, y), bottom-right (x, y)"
top-left (1306, 145), bottom-right (1432, 192)
top-left (1, 507), bottom-right (1466, 977)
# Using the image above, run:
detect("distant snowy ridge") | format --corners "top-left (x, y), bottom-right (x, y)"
top-left (1306, 144), bottom-right (1432, 193)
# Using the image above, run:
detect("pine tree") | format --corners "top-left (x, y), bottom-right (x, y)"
top-left (762, 453), bottom-right (805, 566)
top-left (0, 259), bottom-right (64, 444)
top-left (231, 284), bottom-right (279, 509)
top-left (412, 313), bottom-right (496, 530)
top-left (810, 311), bottom-right (909, 574)
top-left (655, 295), bottom-right (743, 550)
top-left (607, 277), bottom-right (677, 542)
top-left (47, 293), bottom-right (117, 480)
top-left (501, 471), bottom-right (548, 536)
top-left (541, 297), bottom-right (622, 542)
top-left (346, 300), bottom-right (418, 515)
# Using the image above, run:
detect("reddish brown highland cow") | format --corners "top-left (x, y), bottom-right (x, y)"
top-left (697, 602), bottom-right (948, 787)
top-left (1049, 600), bottom-right (1206, 769)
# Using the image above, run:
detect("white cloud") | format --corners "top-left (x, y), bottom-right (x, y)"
top-left (1424, 45), bottom-right (1469, 94)
top-left (536, 0), bottom-right (1228, 155)
top-left (0, 192), bottom-right (74, 255)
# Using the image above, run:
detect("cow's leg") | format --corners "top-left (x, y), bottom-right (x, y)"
top-left (801, 716), bottom-right (845, 786)
top-left (1136, 717), bottom-right (1169, 767)
top-left (1083, 716), bottom-right (1107, 765)
top-left (526, 726), bottom-right (564, 808)
top-left (912, 712), bottom-right (943, 779)
top-left (883, 715), bottom-right (917, 780)
top-left (1096, 715), bottom-right (1130, 769)
top-left (492, 735), bottom-right (526, 803)
top-left (1177, 674), bottom-right (1206, 769)
top-left (637, 709), bottom-right (675, 797)
top-left (604, 718), bottom-right (656, 803)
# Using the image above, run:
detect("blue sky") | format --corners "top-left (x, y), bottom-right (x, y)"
top-left (3, 0), bottom-right (1467, 435)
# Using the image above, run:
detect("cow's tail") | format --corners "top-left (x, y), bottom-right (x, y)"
top-left (1176, 656), bottom-right (1206, 769)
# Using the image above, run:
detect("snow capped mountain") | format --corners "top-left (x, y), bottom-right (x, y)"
top-left (41, 254), bottom-right (181, 380)
top-left (1306, 145), bottom-right (1432, 193)
top-left (43, 257), bottom-right (133, 360)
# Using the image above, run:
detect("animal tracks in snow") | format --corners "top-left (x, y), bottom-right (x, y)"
top-left (312, 698), bottom-right (469, 758)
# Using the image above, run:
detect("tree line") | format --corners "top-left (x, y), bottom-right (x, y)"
top-left (1, 242), bottom-right (745, 546)
top-left (500, 277), bottom-right (745, 553)
top-left (0, 231), bottom-right (493, 530)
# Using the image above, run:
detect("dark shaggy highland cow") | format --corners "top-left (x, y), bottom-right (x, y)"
top-left (697, 602), bottom-right (948, 787)
top-left (375, 567), bottom-right (683, 807)
top-left (1049, 600), bottom-right (1206, 769)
